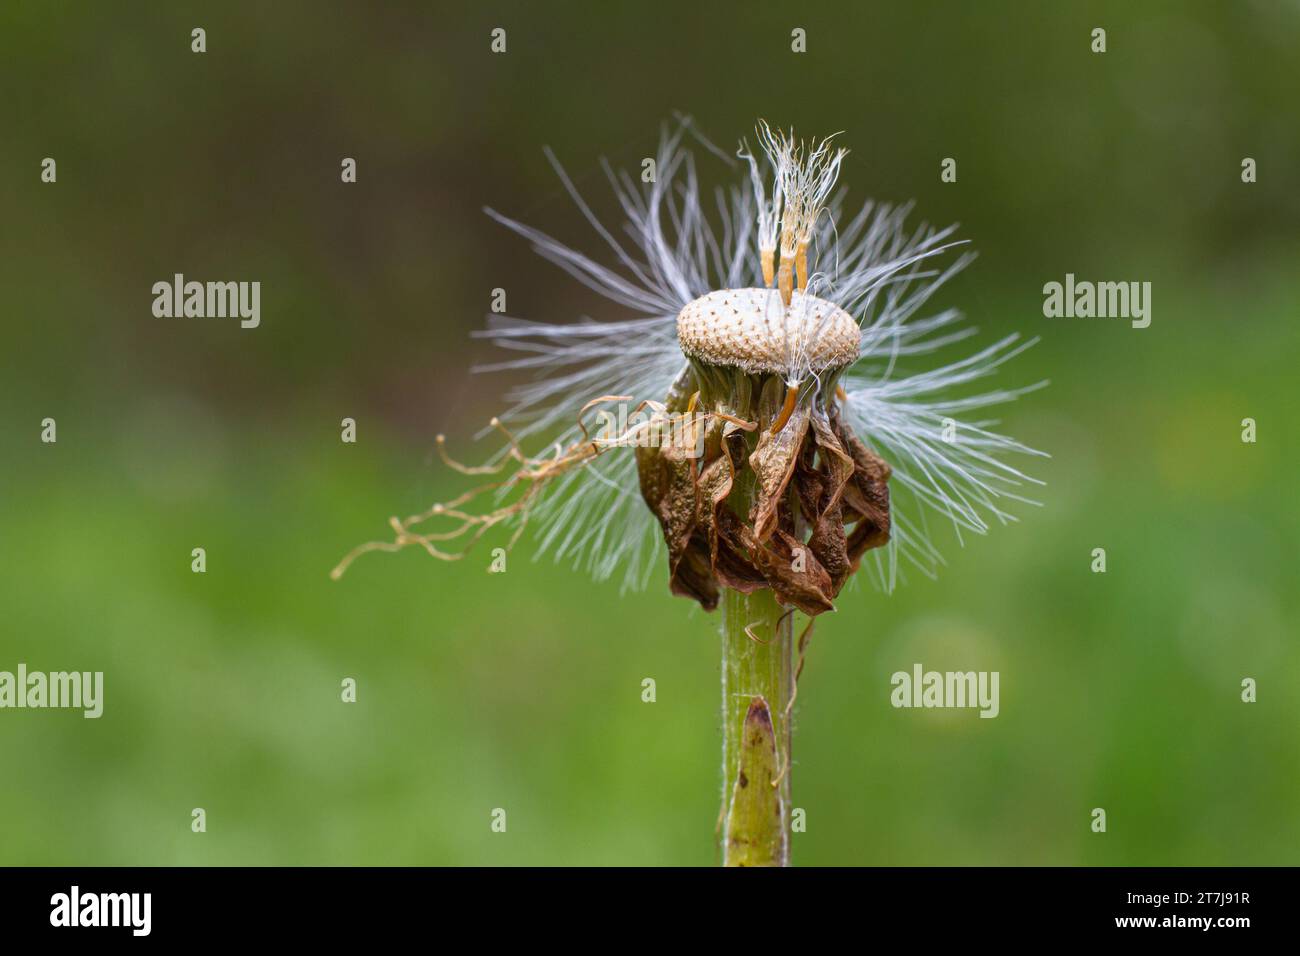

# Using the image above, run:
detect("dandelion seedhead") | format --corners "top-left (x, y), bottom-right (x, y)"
top-left (334, 117), bottom-right (1047, 608)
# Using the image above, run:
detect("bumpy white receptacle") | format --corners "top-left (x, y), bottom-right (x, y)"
top-left (675, 288), bottom-right (860, 379)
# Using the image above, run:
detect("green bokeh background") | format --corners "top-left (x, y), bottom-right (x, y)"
top-left (1, 1), bottom-right (1296, 865)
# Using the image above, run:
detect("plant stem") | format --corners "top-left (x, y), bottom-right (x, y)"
top-left (720, 584), bottom-right (793, 866)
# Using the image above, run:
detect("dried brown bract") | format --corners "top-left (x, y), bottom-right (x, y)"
top-left (636, 360), bottom-right (891, 617)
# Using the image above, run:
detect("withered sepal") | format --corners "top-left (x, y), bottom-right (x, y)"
top-left (636, 386), bottom-right (891, 617)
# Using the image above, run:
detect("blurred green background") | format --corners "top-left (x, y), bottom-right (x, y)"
top-left (1, 1), bottom-right (1297, 865)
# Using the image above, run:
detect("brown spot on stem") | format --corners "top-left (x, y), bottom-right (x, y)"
top-left (724, 695), bottom-right (785, 866)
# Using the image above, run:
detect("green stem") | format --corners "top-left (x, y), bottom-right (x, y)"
top-left (720, 585), bottom-right (793, 866)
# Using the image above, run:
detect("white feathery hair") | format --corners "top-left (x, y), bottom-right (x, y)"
top-left (476, 117), bottom-right (1047, 592)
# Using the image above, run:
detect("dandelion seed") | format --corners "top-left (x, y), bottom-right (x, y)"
top-left (334, 118), bottom-right (1044, 594)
